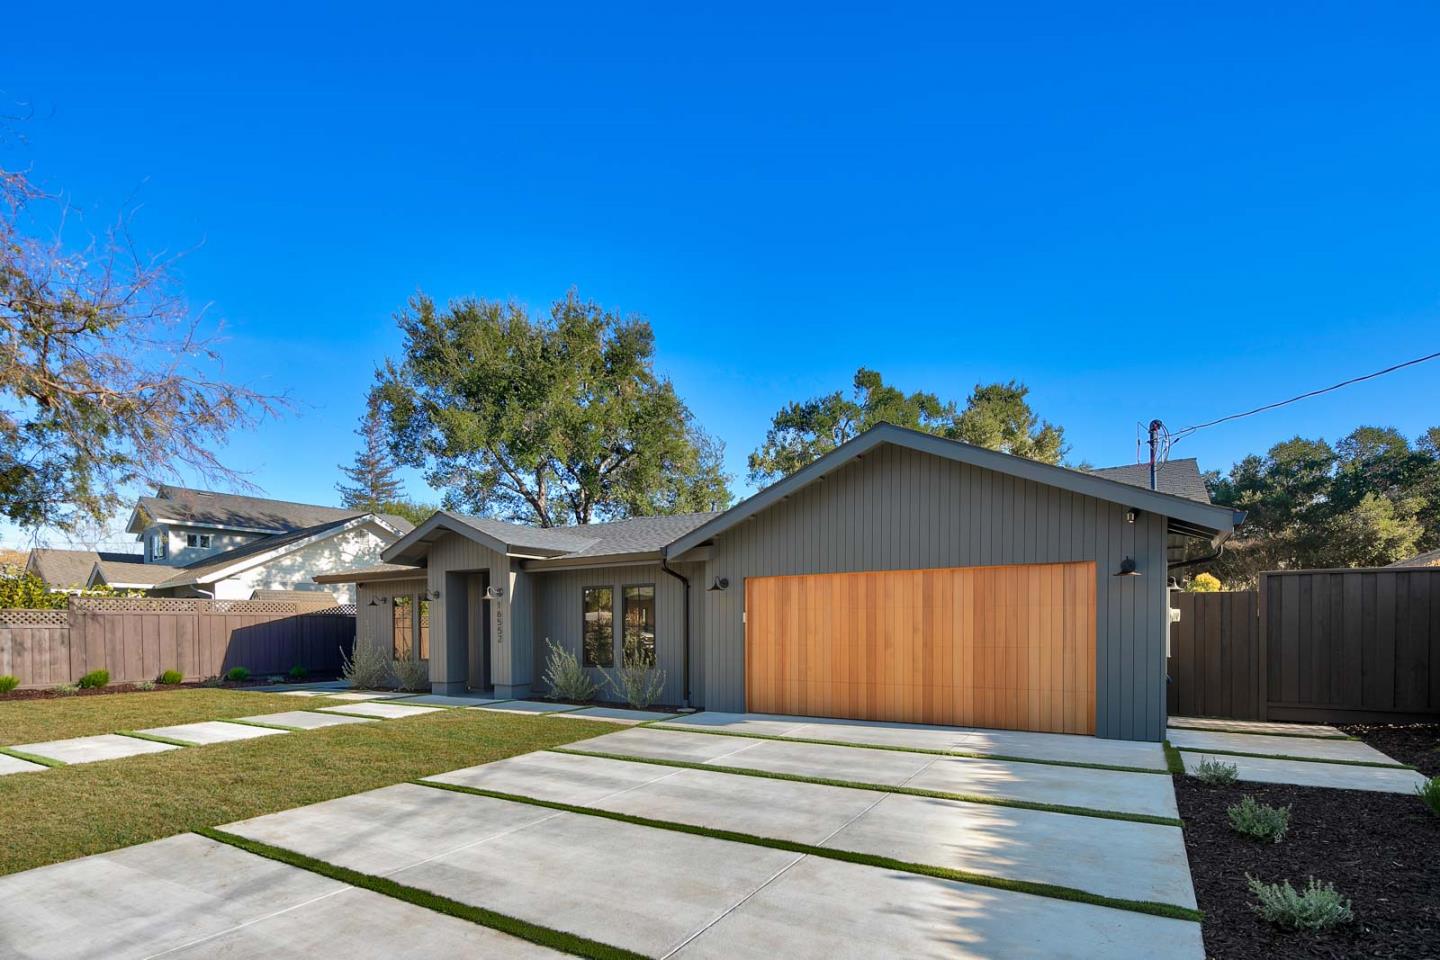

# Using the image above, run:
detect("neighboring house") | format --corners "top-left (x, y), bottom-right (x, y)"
top-left (1389, 547), bottom-right (1440, 568)
top-left (321, 424), bottom-right (1239, 742)
top-left (79, 485), bottom-right (413, 605)
top-left (25, 548), bottom-right (145, 592)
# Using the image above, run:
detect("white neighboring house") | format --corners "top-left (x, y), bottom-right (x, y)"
top-left (73, 485), bottom-right (414, 605)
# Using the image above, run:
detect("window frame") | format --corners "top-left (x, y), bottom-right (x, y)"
top-left (151, 532), bottom-right (167, 560)
top-left (620, 582), bottom-right (657, 668)
top-left (185, 533), bottom-right (213, 549)
top-left (581, 585), bottom-right (615, 668)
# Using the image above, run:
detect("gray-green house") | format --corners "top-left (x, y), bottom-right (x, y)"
top-left (318, 424), bottom-right (1238, 741)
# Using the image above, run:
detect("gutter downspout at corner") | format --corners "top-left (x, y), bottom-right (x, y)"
top-left (660, 551), bottom-right (692, 709)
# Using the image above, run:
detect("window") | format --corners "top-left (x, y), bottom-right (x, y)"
top-left (186, 533), bottom-right (212, 548)
top-left (622, 584), bottom-right (656, 667)
top-left (393, 595), bottom-right (414, 659)
top-left (582, 587), bottom-right (614, 667)
top-left (151, 533), bottom-right (167, 560)
top-left (417, 598), bottom-right (430, 660)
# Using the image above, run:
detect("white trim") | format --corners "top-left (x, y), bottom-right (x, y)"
top-left (158, 515), bottom-right (385, 588)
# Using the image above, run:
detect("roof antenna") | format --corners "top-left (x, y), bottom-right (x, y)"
top-left (1147, 420), bottom-right (1164, 491)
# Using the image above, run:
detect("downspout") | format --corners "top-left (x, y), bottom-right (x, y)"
top-left (1167, 529), bottom-right (1235, 574)
top-left (659, 551), bottom-right (692, 710)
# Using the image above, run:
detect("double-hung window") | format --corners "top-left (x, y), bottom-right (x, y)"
top-left (582, 587), bottom-right (614, 667)
top-left (151, 533), bottom-right (167, 560)
top-left (621, 584), bottom-right (656, 667)
top-left (186, 533), bottom-right (212, 548)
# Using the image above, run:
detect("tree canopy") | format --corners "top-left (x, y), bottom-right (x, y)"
top-left (336, 394), bottom-right (406, 511)
top-left (375, 291), bottom-right (731, 527)
top-left (0, 158), bottom-right (280, 532)
top-left (1199, 424), bottom-right (1439, 585)
top-left (747, 370), bottom-right (1065, 484)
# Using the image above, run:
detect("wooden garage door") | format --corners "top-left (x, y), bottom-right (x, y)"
top-left (744, 562), bottom-right (1096, 734)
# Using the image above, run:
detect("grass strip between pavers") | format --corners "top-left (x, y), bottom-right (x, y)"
top-left (1175, 746), bottom-right (1414, 769)
top-left (0, 745), bottom-right (64, 768)
top-left (222, 717), bottom-right (309, 732)
top-left (116, 730), bottom-right (197, 748)
top-left (196, 827), bottom-right (650, 960)
top-left (641, 723), bottom-right (1169, 774)
top-left (549, 747), bottom-right (1183, 827)
top-left (416, 779), bottom-right (1202, 923)
top-left (1162, 741), bottom-right (1185, 775)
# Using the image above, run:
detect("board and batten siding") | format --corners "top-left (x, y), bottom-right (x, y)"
top-left (530, 561), bottom-right (703, 707)
top-left (424, 532), bottom-right (517, 693)
top-left (698, 442), bottom-right (1171, 741)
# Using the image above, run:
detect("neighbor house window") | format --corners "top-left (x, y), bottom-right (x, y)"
top-left (393, 594), bottom-right (414, 659)
top-left (186, 534), bottom-right (212, 548)
top-left (582, 586), bottom-right (614, 667)
top-left (622, 584), bottom-right (656, 667)
top-left (151, 533), bottom-right (167, 560)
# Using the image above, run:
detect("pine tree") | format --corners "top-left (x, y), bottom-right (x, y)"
top-left (337, 397), bottom-right (405, 511)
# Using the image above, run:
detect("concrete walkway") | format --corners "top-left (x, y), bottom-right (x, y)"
top-left (1169, 723), bottom-right (1428, 794)
top-left (1166, 716), bottom-right (1347, 738)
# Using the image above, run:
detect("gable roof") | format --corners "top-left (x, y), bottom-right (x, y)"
top-left (666, 424), bottom-right (1241, 558)
top-left (89, 559), bottom-right (177, 589)
top-left (28, 548), bottom-right (143, 587)
top-left (1087, 458), bottom-right (1211, 503)
top-left (382, 509), bottom-right (720, 567)
top-left (1388, 547), bottom-right (1440, 568)
top-left (149, 516), bottom-right (370, 589)
top-left (127, 485), bottom-right (414, 537)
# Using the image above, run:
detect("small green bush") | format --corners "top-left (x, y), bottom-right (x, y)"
top-left (224, 666), bottom-right (251, 682)
top-left (1228, 795), bottom-right (1290, 843)
top-left (1247, 875), bottom-right (1353, 931)
top-left (288, 664), bottom-right (308, 680)
top-left (541, 638), bottom-right (597, 701)
top-left (1418, 776), bottom-right (1440, 817)
top-left (76, 669), bottom-right (110, 689)
top-left (392, 655), bottom-right (430, 692)
top-left (50, 683), bottom-right (79, 696)
top-left (1194, 757), bottom-right (1239, 786)
top-left (0, 675), bottom-right (19, 694)
top-left (158, 669), bottom-right (184, 685)
top-left (134, 679), bottom-right (156, 691)
top-left (340, 641), bottom-right (393, 689)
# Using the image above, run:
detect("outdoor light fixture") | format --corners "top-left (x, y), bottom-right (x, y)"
top-left (484, 586), bottom-right (504, 601)
top-left (368, 595), bottom-right (391, 606)
top-left (1125, 509), bottom-right (1138, 524)
top-left (429, 589), bottom-right (441, 600)
top-left (707, 577), bottom-right (730, 592)
top-left (1113, 558), bottom-right (1141, 577)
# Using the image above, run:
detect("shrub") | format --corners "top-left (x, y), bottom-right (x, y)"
top-left (51, 683), bottom-right (79, 696)
top-left (541, 638), bottom-right (598, 702)
top-left (199, 675), bottom-right (224, 687)
top-left (605, 636), bottom-right (665, 709)
top-left (224, 667), bottom-right (251, 682)
top-left (1418, 776), bottom-right (1440, 817)
top-left (1247, 875), bottom-right (1353, 931)
top-left (77, 669), bottom-right (110, 689)
top-left (340, 640), bottom-right (393, 689)
top-left (392, 655), bottom-right (430, 692)
top-left (0, 675), bottom-right (18, 694)
top-left (134, 679), bottom-right (156, 691)
top-left (1194, 757), bottom-right (1239, 786)
top-left (1228, 795), bottom-right (1290, 843)
top-left (1186, 572), bottom-right (1222, 593)
top-left (158, 669), bottom-right (184, 685)
top-left (288, 664), bottom-right (308, 680)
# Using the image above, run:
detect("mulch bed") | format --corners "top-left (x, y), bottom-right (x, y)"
top-left (0, 676), bottom-right (340, 702)
top-left (1344, 723), bottom-right (1440, 777)
top-left (1176, 776), bottom-right (1440, 959)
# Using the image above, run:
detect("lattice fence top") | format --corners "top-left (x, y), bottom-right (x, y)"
top-left (0, 608), bottom-right (69, 626)
top-left (67, 597), bottom-right (338, 615)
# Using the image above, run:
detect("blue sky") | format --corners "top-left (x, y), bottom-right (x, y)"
top-left (3, 2), bottom-right (1438, 548)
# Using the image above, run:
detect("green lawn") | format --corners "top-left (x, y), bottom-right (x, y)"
top-left (0, 689), bottom-right (347, 746)
top-left (0, 707), bottom-right (611, 876)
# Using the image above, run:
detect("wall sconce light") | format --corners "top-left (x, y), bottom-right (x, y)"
top-left (707, 577), bottom-right (730, 592)
top-left (1113, 558), bottom-right (1141, 577)
top-left (428, 589), bottom-right (441, 600)
top-left (368, 595), bottom-right (390, 606)
top-left (484, 586), bottom-right (504, 601)
top-left (1125, 509), bottom-right (1138, 524)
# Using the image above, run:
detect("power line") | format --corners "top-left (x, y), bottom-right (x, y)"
top-left (1170, 348), bottom-right (1440, 443)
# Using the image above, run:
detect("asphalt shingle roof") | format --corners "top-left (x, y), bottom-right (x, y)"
top-left (94, 559), bottom-right (178, 587)
top-left (28, 549), bottom-right (143, 588)
top-left (135, 485), bottom-right (414, 535)
top-left (155, 518), bottom-right (357, 587)
top-left (1087, 458), bottom-right (1212, 504)
top-left (1389, 548), bottom-right (1440, 568)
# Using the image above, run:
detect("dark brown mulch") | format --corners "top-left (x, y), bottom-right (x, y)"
top-left (1344, 723), bottom-right (1440, 778)
top-left (1176, 776), bottom-right (1440, 959)
top-left (0, 675), bottom-right (340, 701)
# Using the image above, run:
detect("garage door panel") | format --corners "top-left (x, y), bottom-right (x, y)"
top-left (745, 562), bottom-right (1096, 735)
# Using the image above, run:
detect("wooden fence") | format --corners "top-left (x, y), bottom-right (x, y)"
top-left (1167, 568), bottom-right (1440, 723)
top-left (0, 597), bottom-right (357, 688)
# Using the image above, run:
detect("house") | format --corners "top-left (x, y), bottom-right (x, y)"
top-left (319, 425), bottom-right (1239, 741)
top-left (25, 548), bottom-right (145, 592)
top-left (1388, 547), bottom-right (1440, 568)
top-left (72, 485), bottom-right (415, 605)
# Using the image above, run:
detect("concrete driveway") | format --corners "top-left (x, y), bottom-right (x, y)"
top-left (0, 713), bottom-right (1202, 959)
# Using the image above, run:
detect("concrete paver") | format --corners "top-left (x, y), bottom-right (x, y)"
top-left (569, 728), bottom-right (1179, 819)
top-left (137, 720), bottom-right (288, 745)
top-left (1167, 728), bottom-right (1399, 763)
top-left (426, 749), bottom-right (679, 804)
top-left (0, 753), bottom-right (48, 775)
top-left (317, 701), bottom-right (445, 719)
top-left (1180, 751), bottom-right (1429, 793)
top-left (12, 733), bottom-right (180, 765)
top-left (658, 712), bottom-right (1168, 770)
top-left (236, 710), bottom-right (377, 730)
top-left (1167, 716), bottom-right (1346, 738)
top-left (472, 700), bottom-right (588, 715)
top-left (673, 854), bottom-right (1204, 960)
top-left (325, 691), bottom-right (410, 701)
top-left (552, 706), bottom-right (680, 724)
top-left (392, 693), bottom-right (513, 707)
